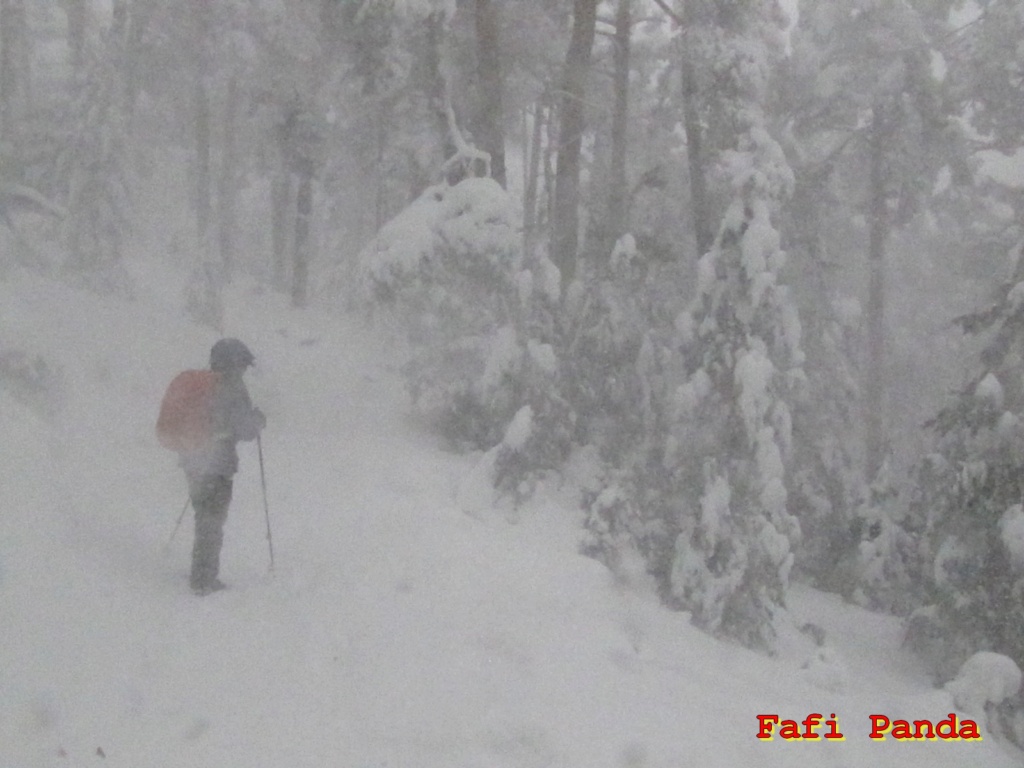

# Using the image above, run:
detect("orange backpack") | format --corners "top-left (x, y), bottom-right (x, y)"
top-left (156, 370), bottom-right (221, 452)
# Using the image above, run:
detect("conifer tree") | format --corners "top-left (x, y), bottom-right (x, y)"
top-left (589, 0), bottom-right (804, 651)
top-left (910, 244), bottom-right (1024, 683)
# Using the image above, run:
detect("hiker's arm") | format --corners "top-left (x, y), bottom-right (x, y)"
top-left (245, 406), bottom-right (266, 440)
top-left (221, 385), bottom-right (264, 442)
top-left (234, 400), bottom-right (265, 442)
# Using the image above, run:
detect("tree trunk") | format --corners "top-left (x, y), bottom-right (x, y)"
top-left (124, 0), bottom-right (148, 123)
top-left (218, 74), bottom-right (240, 276)
top-left (192, 1), bottom-right (212, 247)
top-left (375, 107), bottom-right (388, 231)
top-left (61, 0), bottom-right (88, 73)
top-left (271, 166), bottom-right (292, 292)
top-left (543, 98), bottom-right (557, 235)
top-left (194, 79), bottom-right (212, 244)
top-left (0, 0), bottom-right (29, 137)
top-left (605, 0), bottom-right (631, 255)
top-left (292, 172), bottom-right (313, 308)
top-left (551, 0), bottom-right (598, 294)
top-left (523, 95), bottom-right (546, 260)
top-left (424, 10), bottom-right (456, 186)
top-left (108, 0), bottom-right (129, 266)
top-left (865, 102), bottom-right (890, 480)
top-left (681, 31), bottom-right (712, 256)
top-left (111, 0), bottom-right (128, 49)
top-left (474, 0), bottom-right (505, 187)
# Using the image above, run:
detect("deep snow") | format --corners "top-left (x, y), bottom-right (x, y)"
top-left (1, 262), bottom-right (1021, 768)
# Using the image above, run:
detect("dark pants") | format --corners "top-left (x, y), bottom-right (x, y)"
top-left (187, 474), bottom-right (233, 590)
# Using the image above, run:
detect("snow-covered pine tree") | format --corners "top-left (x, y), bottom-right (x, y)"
top-left (348, 174), bottom-right (571, 481)
top-left (577, 238), bottom-right (693, 582)
top-left (775, 0), bottom-right (971, 611)
top-left (564, 234), bottom-right (654, 462)
top-left (775, 7), bottom-right (869, 596)
top-left (60, 6), bottom-right (132, 294)
top-left (583, 0), bottom-right (803, 652)
top-left (909, 242), bottom-right (1024, 684)
top-left (662, 111), bottom-right (803, 651)
top-left (901, 4), bottom-right (1024, 742)
top-left (786, 288), bottom-right (865, 593)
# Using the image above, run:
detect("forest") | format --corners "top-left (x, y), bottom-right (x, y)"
top-left (2, 0), bottom-right (1024, 746)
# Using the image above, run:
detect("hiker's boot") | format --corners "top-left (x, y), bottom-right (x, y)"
top-left (191, 578), bottom-right (227, 596)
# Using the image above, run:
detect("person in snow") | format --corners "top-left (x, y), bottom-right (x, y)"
top-left (183, 338), bottom-right (265, 595)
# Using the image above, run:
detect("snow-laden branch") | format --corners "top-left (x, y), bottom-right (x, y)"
top-left (0, 183), bottom-right (66, 219)
top-left (649, 0), bottom-right (682, 27)
top-left (440, 86), bottom-right (491, 182)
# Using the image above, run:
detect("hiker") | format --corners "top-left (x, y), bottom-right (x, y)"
top-left (158, 338), bottom-right (265, 595)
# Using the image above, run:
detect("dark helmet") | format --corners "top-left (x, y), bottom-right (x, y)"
top-left (210, 338), bottom-right (255, 372)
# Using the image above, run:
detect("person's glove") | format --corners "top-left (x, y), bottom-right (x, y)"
top-left (253, 407), bottom-right (267, 431)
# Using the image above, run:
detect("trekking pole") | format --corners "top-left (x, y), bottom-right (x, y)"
top-left (257, 434), bottom-right (275, 571)
top-left (164, 497), bottom-right (191, 551)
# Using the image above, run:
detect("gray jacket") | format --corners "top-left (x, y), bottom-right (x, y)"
top-left (181, 371), bottom-right (264, 478)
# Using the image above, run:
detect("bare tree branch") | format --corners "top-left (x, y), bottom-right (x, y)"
top-left (649, 0), bottom-right (683, 27)
top-left (441, 84), bottom-right (491, 181)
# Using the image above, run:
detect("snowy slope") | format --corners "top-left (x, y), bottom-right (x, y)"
top-left (1, 263), bottom-right (1021, 768)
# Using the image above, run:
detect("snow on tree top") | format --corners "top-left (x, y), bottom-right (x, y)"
top-left (357, 178), bottom-right (519, 299)
top-left (831, 296), bottom-right (863, 329)
top-left (735, 342), bottom-right (776, 442)
top-left (502, 404), bottom-right (533, 452)
top-left (610, 233), bottom-right (638, 269)
top-left (480, 325), bottom-right (519, 393)
top-left (1007, 280), bottom-right (1024, 312)
top-left (974, 372), bottom-right (1004, 408)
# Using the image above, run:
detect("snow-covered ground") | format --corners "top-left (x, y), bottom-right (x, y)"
top-left (1, 262), bottom-right (1020, 768)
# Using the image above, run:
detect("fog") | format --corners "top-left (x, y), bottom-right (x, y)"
top-left (1, 0), bottom-right (1023, 764)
